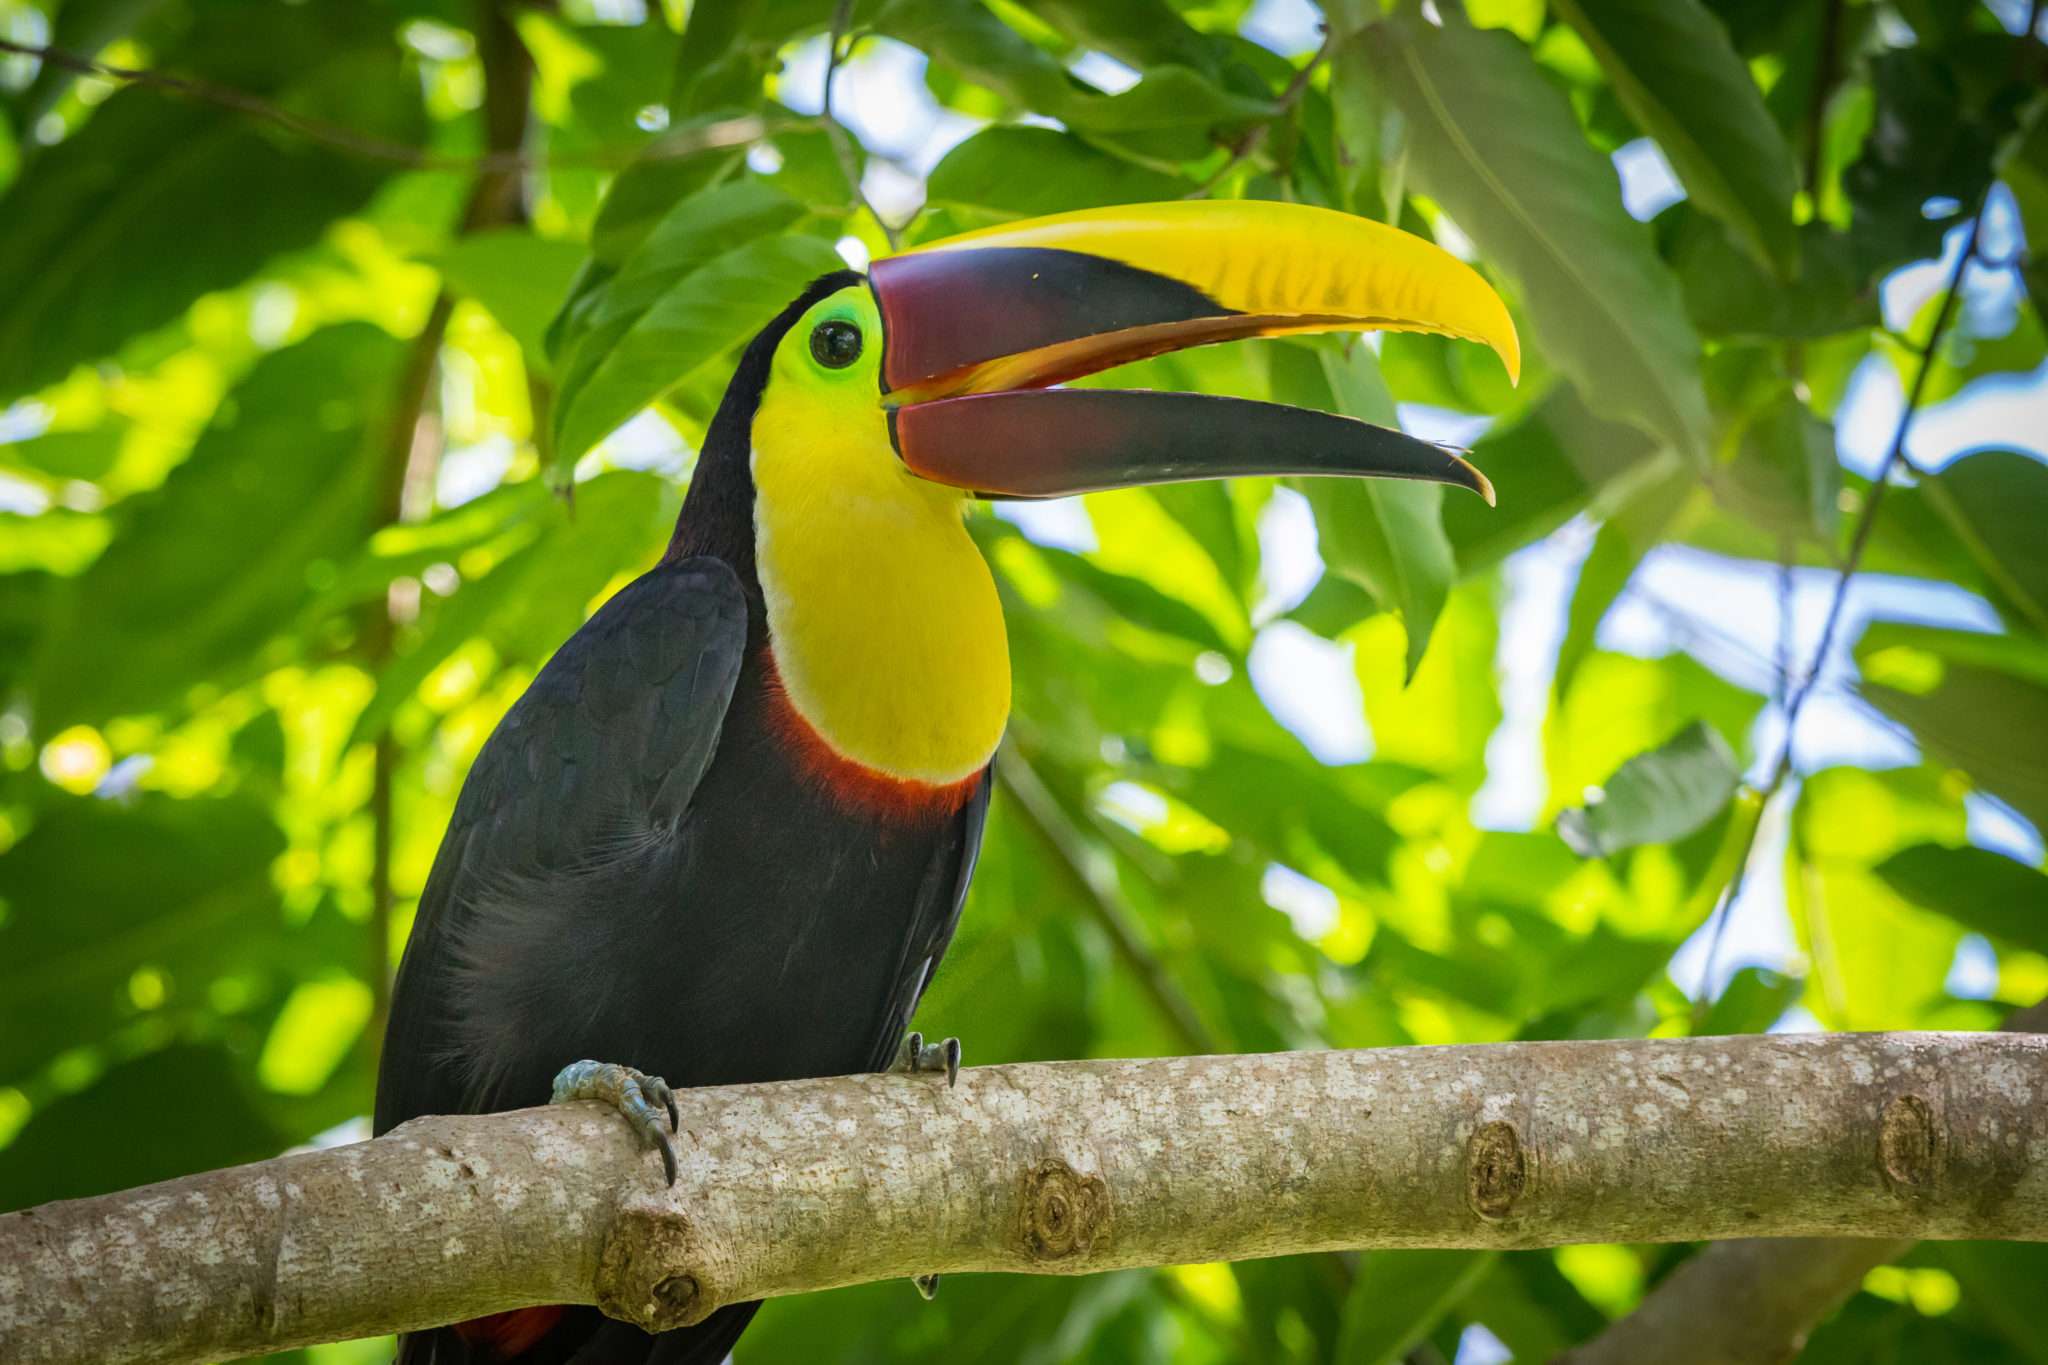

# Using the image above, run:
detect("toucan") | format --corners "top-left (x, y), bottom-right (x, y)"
top-left (374, 200), bottom-right (1518, 1365)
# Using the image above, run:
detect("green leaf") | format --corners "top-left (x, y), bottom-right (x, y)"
top-left (876, 0), bottom-right (1272, 163)
top-left (1557, 719), bottom-right (1741, 857)
top-left (553, 207), bottom-right (843, 466)
top-left (1336, 1249), bottom-right (1497, 1365)
top-left (1442, 385), bottom-right (1662, 573)
top-left (1556, 468), bottom-right (1694, 697)
top-left (1844, 48), bottom-right (2004, 279)
top-left (0, 1045), bottom-right (298, 1210)
top-left (1718, 390), bottom-right (1840, 541)
top-left (1549, 0), bottom-right (1799, 272)
top-left (1272, 340), bottom-right (1454, 678)
top-left (0, 3), bottom-right (422, 402)
top-left (1663, 208), bottom-right (1879, 339)
top-left (1876, 844), bottom-right (2048, 957)
top-left (1366, 14), bottom-right (1712, 465)
top-left (34, 323), bottom-right (405, 728)
top-left (437, 229), bottom-right (592, 371)
top-left (1859, 622), bottom-right (2048, 692)
top-left (1698, 965), bottom-right (1803, 1035)
top-left (0, 793), bottom-right (285, 1085)
top-left (1916, 450), bottom-right (2048, 637)
top-left (1928, 1242), bottom-right (2048, 1365)
top-left (1036, 546), bottom-right (1235, 655)
top-left (927, 127), bottom-right (1188, 218)
top-left (1864, 666), bottom-right (2048, 833)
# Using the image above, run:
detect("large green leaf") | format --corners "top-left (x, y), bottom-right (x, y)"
top-left (1336, 1249), bottom-right (1496, 1365)
top-left (1662, 208), bottom-right (1879, 339)
top-left (1864, 664), bottom-right (2048, 833)
top-left (1555, 467), bottom-right (1694, 696)
top-left (437, 229), bottom-right (591, 372)
top-left (1366, 13), bottom-right (1712, 465)
top-left (1876, 844), bottom-right (2048, 957)
top-left (0, 793), bottom-right (285, 1086)
top-left (0, 3), bottom-right (422, 402)
top-left (1442, 385), bottom-right (1662, 573)
top-left (927, 127), bottom-right (1188, 218)
top-left (1556, 719), bottom-right (1741, 857)
top-left (552, 219), bottom-right (839, 464)
top-left (1272, 339), bottom-right (1454, 678)
top-left (875, 0), bottom-right (1273, 163)
top-left (34, 323), bottom-right (405, 728)
top-left (1915, 451), bottom-right (2048, 637)
top-left (1550, 0), bottom-right (1799, 272)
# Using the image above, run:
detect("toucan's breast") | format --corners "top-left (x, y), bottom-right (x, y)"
top-left (748, 379), bottom-right (1011, 796)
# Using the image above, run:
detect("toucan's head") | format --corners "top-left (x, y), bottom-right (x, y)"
top-left (701, 201), bottom-right (1521, 805)
top-left (739, 199), bottom-right (1518, 512)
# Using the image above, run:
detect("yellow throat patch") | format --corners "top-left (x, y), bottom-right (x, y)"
top-left (749, 285), bottom-right (1011, 787)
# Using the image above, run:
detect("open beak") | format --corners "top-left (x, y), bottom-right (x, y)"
top-left (869, 200), bottom-right (1519, 505)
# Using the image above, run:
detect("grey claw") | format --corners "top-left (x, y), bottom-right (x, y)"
top-left (891, 1032), bottom-right (963, 1086)
top-left (551, 1060), bottom-right (681, 1186)
top-left (913, 1274), bottom-right (940, 1300)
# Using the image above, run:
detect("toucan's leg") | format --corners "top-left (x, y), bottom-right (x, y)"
top-left (551, 1060), bottom-right (680, 1186)
top-left (891, 1031), bottom-right (961, 1088)
top-left (890, 1033), bottom-right (959, 1301)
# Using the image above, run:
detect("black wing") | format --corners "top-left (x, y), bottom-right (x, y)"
top-left (865, 767), bottom-right (991, 1073)
top-left (374, 556), bottom-right (747, 1134)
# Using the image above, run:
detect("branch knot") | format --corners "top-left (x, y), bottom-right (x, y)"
top-left (1467, 1121), bottom-right (1528, 1222)
top-left (1020, 1159), bottom-right (1108, 1261)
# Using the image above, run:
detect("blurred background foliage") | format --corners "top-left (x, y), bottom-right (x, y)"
top-left (0, 0), bottom-right (2045, 1361)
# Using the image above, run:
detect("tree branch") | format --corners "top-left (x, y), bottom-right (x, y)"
top-left (2, 1033), bottom-right (2042, 1365)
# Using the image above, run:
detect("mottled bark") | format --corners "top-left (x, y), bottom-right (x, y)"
top-left (1551, 998), bottom-right (2048, 1364)
top-left (1, 1033), bottom-right (2043, 1365)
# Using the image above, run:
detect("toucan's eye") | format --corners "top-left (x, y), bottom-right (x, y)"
top-left (810, 319), bottom-right (863, 369)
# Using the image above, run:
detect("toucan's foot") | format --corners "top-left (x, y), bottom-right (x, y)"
top-left (912, 1274), bottom-right (941, 1300)
top-left (890, 1031), bottom-right (961, 1087)
top-left (551, 1060), bottom-right (679, 1186)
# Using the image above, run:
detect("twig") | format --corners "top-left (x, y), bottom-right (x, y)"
top-left (1690, 201), bottom-right (1986, 1016)
top-left (1185, 25), bottom-right (1334, 199)
top-left (0, 38), bottom-right (770, 172)
top-left (363, 0), bottom-right (529, 1052)
top-left (997, 739), bottom-right (1221, 1055)
top-left (820, 1), bottom-right (899, 251)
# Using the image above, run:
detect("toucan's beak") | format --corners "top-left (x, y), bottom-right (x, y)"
top-left (869, 200), bottom-right (1518, 505)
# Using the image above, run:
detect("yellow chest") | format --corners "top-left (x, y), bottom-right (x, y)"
top-left (749, 408), bottom-right (1010, 787)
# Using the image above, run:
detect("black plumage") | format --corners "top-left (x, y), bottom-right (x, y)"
top-left (377, 275), bottom-right (990, 1365)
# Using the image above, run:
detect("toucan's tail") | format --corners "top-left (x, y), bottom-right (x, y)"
top-left (395, 1303), bottom-right (761, 1365)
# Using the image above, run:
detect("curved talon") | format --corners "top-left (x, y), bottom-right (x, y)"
top-left (551, 1060), bottom-right (681, 1187)
top-left (891, 1032), bottom-right (963, 1087)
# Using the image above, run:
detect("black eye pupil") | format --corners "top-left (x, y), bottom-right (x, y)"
top-left (811, 319), bottom-right (863, 369)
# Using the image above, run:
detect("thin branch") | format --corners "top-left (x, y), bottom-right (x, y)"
top-left (2, 1033), bottom-right (2041, 1365)
top-left (0, 38), bottom-right (770, 172)
top-left (820, 1), bottom-right (899, 251)
top-left (1689, 199), bottom-right (1987, 1018)
top-left (364, 0), bottom-right (529, 1051)
top-left (997, 740), bottom-right (1221, 1055)
top-left (1554, 1237), bottom-right (1913, 1365)
top-left (1800, 0), bottom-right (1846, 203)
